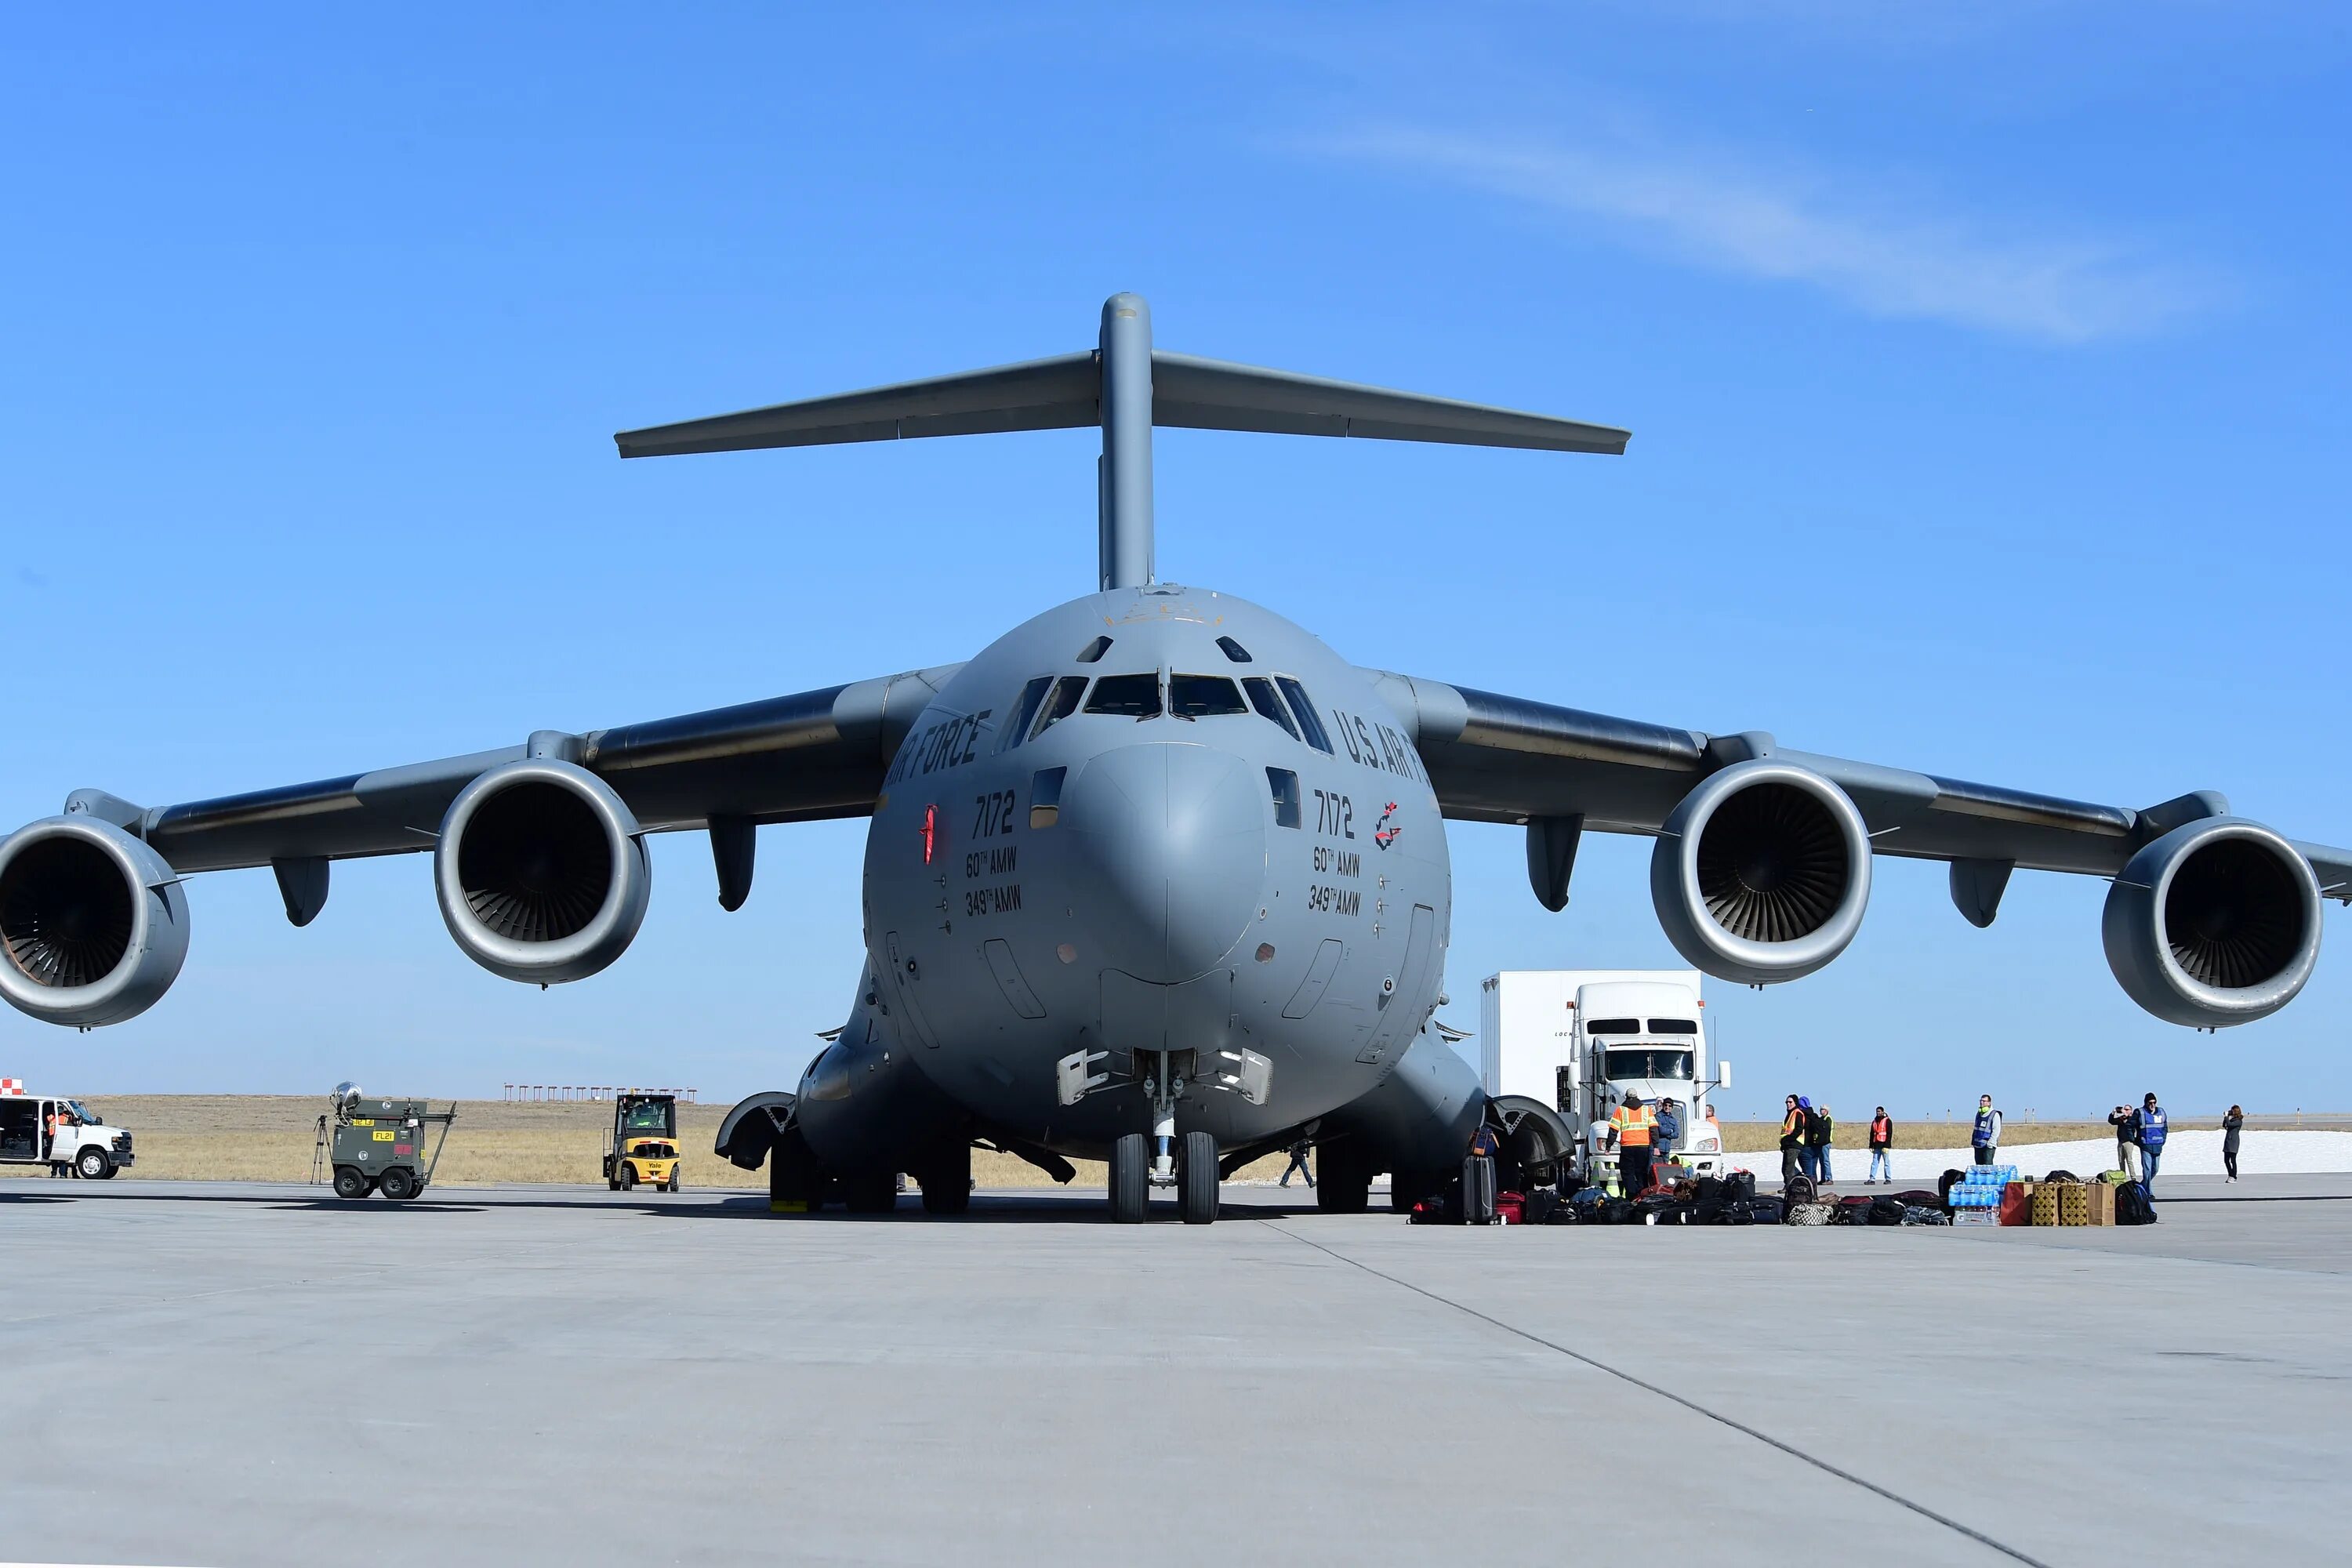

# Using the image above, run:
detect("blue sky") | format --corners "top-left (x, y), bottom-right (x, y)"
top-left (3, 3), bottom-right (2345, 1120)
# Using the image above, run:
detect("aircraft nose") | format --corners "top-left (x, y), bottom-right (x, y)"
top-left (1062, 742), bottom-right (1267, 984)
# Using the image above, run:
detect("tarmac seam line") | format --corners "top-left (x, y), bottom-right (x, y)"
top-left (1260, 1220), bottom-right (2053, 1568)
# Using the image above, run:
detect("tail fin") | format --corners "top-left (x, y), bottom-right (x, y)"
top-left (614, 293), bottom-right (1628, 590)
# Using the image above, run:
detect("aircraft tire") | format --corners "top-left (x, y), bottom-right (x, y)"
top-left (1389, 1171), bottom-right (1434, 1213)
top-left (1178, 1131), bottom-right (1218, 1224)
top-left (919, 1144), bottom-right (972, 1215)
top-left (1315, 1145), bottom-right (1370, 1214)
top-left (1109, 1134), bottom-right (1149, 1224)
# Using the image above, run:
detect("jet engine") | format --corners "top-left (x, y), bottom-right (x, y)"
top-left (434, 758), bottom-right (650, 984)
top-left (2102, 817), bottom-right (2321, 1027)
top-left (1649, 760), bottom-right (1872, 986)
top-left (0, 815), bottom-right (190, 1026)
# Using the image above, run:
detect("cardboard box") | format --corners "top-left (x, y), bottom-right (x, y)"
top-left (2082, 1181), bottom-right (2116, 1227)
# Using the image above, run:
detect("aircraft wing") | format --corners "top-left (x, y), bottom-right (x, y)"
top-left (1363, 671), bottom-right (2352, 904)
top-left (83, 666), bottom-right (965, 877)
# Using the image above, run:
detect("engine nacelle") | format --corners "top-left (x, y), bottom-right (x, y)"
top-left (0, 815), bottom-right (190, 1027)
top-left (434, 758), bottom-right (651, 984)
top-left (2103, 817), bottom-right (2321, 1027)
top-left (1650, 760), bottom-right (1872, 985)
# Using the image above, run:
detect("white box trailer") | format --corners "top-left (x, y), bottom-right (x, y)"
top-left (1476, 971), bottom-right (1732, 1183)
top-left (0, 1080), bottom-right (134, 1178)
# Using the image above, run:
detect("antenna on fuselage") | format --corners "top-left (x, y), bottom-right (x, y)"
top-left (614, 294), bottom-right (1629, 593)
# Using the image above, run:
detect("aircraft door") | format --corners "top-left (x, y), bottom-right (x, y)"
top-left (884, 932), bottom-right (942, 1048)
top-left (1356, 904), bottom-right (1439, 1065)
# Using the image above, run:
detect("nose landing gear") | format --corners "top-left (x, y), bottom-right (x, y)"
top-left (1102, 1051), bottom-right (1221, 1225)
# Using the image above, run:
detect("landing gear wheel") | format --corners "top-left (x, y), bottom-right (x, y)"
top-left (1317, 1149), bottom-right (1370, 1214)
top-left (1109, 1133), bottom-right (1149, 1224)
top-left (1178, 1131), bottom-right (1219, 1225)
top-left (1389, 1170), bottom-right (1436, 1214)
top-left (378, 1166), bottom-right (416, 1202)
top-left (844, 1172), bottom-right (899, 1214)
top-left (332, 1166), bottom-right (370, 1200)
top-left (75, 1147), bottom-right (110, 1181)
top-left (920, 1144), bottom-right (973, 1215)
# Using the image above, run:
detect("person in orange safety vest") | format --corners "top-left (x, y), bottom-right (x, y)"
top-left (1610, 1094), bottom-right (1658, 1196)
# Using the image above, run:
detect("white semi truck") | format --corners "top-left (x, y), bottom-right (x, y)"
top-left (0, 1081), bottom-right (135, 1178)
top-left (1476, 970), bottom-right (1732, 1185)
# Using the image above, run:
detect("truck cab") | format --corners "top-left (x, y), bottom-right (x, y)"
top-left (1573, 980), bottom-right (1729, 1183)
top-left (0, 1088), bottom-right (133, 1178)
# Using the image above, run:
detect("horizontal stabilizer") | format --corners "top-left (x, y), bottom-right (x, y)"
top-left (615, 353), bottom-right (1100, 459)
top-left (615, 351), bottom-right (1627, 459)
top-left (1150, 353), bottom-right (1627, 453)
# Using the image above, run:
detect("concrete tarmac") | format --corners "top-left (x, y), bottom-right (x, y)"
top-left (4, 1174), bottom-right (2347, 1567)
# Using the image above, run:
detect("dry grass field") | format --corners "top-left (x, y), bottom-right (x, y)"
top-left (1, 1095), bottom-right (2158, 1189)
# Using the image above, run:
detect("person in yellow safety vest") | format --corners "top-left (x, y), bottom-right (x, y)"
top-left (1610, 1094), bottom-right (1659, 1196)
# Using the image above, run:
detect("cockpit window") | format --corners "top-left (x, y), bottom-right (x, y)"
top-left (1242, 677), bottom-right (1300, 741)
top-left (1031, 676), bottom-right (1087, 739)
top-left (1216, 636), bottom-right (1251, 663)
top-left (1274, 677), bottom-right (1334, 753)
top-left (1083, 673), bottom-right (1163, 718)
top-left (998, 677), bottom-right (1053, 753)
top-left (1076, 636), bottom-right (1113, 663)
top-left (1169, 674), bottom-right (1247, 719)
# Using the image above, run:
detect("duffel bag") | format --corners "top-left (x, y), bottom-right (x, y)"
top-left (1786, 1201), bottom-right (1838, 1226)
top-left (1867, 1194), bottom-right (1907, 1226)
top-left (1902, 1204), bottom-right (1951, 1225)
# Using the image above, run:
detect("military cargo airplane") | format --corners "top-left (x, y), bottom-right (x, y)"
top-left (3, 294), bottom-right (2345, 1222)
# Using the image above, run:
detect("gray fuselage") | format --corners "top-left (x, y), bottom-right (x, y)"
top-left (795, 583), bottom-right (1474, 1173)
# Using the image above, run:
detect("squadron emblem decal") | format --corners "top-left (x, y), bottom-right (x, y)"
top-left (1372, 800), bottom-right (1402, 851)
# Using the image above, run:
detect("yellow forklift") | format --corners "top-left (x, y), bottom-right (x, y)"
top-left (604, 1092), bottom-right (683, 1192)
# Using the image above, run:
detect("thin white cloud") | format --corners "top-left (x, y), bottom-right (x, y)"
top-left (1326, 125), bottom-right (2220, 344)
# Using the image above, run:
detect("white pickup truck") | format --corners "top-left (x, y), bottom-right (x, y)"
top-left (0, 1083), bottom-right (134, 1178)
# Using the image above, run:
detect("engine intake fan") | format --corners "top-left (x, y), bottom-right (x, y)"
top-left (0, 815), bottom-right (190, 1027)
top-left (1650, 760), bottom-right (1872, 985)
top-left (2102, 817), bottom-right (2321, 1027)
top-left (435, 758), bottom-right (651, 984)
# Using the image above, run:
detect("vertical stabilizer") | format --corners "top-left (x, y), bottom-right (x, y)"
top-left (1097, 294), bottom-right (1154, 590)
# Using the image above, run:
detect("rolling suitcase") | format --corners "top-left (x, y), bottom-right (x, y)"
top-left (1463, 1156), bottom-right (1499, 1224)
